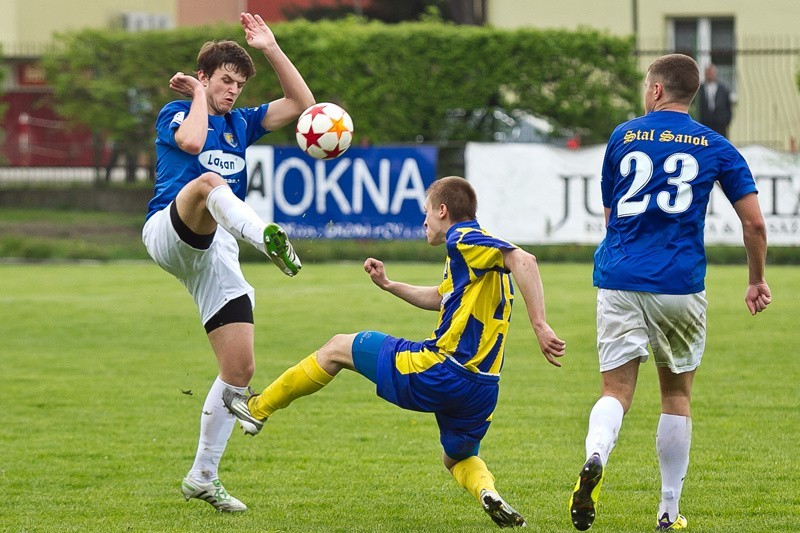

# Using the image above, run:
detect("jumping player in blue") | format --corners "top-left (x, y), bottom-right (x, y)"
top-left (568, 54), bottom-right (771, 530)
top-left (223, 176), bottom-right (567, 528)
top-left (142, 12), bottom-right (314, 512)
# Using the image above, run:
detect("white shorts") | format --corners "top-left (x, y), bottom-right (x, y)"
top-left (142, 203), bottom-right (254, 326)
top-left (596, 289), bottom-right (707, 374)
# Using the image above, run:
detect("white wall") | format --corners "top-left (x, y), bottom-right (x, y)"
top-left (465, 142), bottom-right (800, 245)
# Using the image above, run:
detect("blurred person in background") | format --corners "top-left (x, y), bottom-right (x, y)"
top-left (698, 64), bottom-right (733, 138)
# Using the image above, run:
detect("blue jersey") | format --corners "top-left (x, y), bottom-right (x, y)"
top-left (593, 110), bottom-right (757, 294)
top-left (422, 220), bottom-right (517, 376)
top-left (146, 100), bottom-right (269, 220)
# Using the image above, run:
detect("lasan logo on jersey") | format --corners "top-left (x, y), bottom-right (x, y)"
top-left (199, 149), bottom-right (245, 176)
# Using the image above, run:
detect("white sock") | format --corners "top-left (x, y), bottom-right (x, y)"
top-left (657, 413), bottom-right (692, 521)
top-left (187, 376), bottom-right (247, 482)
top-left (585, 395), bottom-right (624, 465)
top-left (206, 185), bottom-right (267, 254)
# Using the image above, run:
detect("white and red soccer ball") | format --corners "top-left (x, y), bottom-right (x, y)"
top-left (296, 102), bottom-right (354, 160)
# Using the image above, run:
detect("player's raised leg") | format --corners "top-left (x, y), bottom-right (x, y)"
top-left (263, 222), bottom-right (302, 276)
top-left (223, 334), bottom-right (355, 433)
top-left (178, 172), bottom-right (301, 276)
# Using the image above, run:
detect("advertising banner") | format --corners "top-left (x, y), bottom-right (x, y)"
top-left (465, 143), bottom-right (800, 245)
top-left (246, 145), bottom-right (437, 239)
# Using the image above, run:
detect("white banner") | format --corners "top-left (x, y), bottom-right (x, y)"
top-left (465, 143), bottom-right (800, 245)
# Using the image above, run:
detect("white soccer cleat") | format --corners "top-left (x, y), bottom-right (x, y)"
top-left (222, 387), bottom-right (265, 436)
top-left (480, 489), bottom-right (527, 528)
top-left (181, 476), bottom-right (247, 512)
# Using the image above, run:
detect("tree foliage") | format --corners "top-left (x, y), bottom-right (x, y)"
top-left (282, 0), bottom-right (452, 23)
top-left (41, 19), bottom-right (641, 148)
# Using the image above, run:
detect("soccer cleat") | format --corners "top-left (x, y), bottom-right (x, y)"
top-left (264, 223), bottom-right (301, 277)
top-left (569, 453), bottom-right (604, 531)
top-left (480, 489), bottom-right (527, 528)
top-left (222, 387), bottom-right (265, 436)
top-left (657, 513), bottom-right (688, 529)
top-left (181, 476), bottom-right (246, 512)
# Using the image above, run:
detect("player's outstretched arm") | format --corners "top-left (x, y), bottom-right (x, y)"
top-left (502, 248), bottom-right (566, 367)
top-left (364, 258), bottom-right (441, 311)
top-left (240, 12), bottom-right (315, 132)
top-left (169, 72), bottom-right (209, 154)
top-left (733, 193), bottom-right (772, 315)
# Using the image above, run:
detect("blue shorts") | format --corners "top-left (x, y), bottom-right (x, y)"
top-left (352, 331), bottom-right (499, 461)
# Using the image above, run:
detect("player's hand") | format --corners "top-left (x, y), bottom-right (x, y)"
top-left (240, 12), bottom-right (277, 51)
top-left (534, 324), bottom-right (566, 367)
top-left (364, 257), bottom-right (390, 289)
top-left (745, 281), bottom-right (771, 315)
top-left (169, 72), bottom-right (203, 98)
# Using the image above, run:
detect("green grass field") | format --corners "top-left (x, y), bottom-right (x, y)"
top-left (1, 261), bottom-right (797, 532)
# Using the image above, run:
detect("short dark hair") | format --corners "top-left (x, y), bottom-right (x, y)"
top-left (648, 54), bottom-right (700, 104)
top-left (426, 176), bottom-right (477, 222)
top-left (197, 40), bottom-right (256, 80)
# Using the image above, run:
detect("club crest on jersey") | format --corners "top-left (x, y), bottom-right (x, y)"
top-left (171, 111), bottom-right (185, 126)
top-left (224, 132), bottom-right (237, 147)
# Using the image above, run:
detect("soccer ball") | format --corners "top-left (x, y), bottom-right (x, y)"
top-left (296, 103), bottom-right (354, 160)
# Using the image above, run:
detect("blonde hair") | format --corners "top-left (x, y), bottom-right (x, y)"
top-left (426, 176), bottom-right (477, 222)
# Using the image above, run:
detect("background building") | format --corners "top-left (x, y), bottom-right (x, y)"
top-left (0, 0), bottom-right (385, 166)
top-left (487, 0), bottom-right (800, 150)
top-left (2, 0), bottom-right (799, 167)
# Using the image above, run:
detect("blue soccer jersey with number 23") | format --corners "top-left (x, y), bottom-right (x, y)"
top-left (593, 110), bottom-right (757, 294)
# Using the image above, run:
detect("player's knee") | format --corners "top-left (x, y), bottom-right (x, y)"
top-left (242, 360), bottom-right (256, 381)
top-left (177, 172), bottom-right (225, 206)
top-left (660, 394), bottom-right (691, 416)
top-left (194, 172), bottom-right (227, 193)
top-left (601, 392), bottom-right (632, 413)
top-left (194, 172), bottom-right (226, 195)
top-left (222, 363), bottom-right (255, 388)
top-left (442, 452), bottom-right (460, 471)
top-left (317, 334), bottom-right (354, 366)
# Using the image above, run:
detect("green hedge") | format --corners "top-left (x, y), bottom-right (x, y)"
top-left (238, 240), bottom-right (800, 265)
top-left (41, 18), bottom-right (641, 147)
top-left (2, 208), bottom-right (797, 264)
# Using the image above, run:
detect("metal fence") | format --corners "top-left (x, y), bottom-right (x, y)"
top-left (637, 37), bottom-right (800, 151)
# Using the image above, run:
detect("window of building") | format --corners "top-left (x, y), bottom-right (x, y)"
top-left (668, 17), bottom-right (735, 91)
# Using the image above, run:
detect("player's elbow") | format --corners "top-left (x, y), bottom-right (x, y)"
top-left (297, 94), bottom-right (316, 113)
top-left (175, 132), bottom-right (204, 155)
top-left (742, 215), bottom-right (767, 239)
top-left (505, 247), bottom-right (537, 271)
top-left (178, 139), bottom-right (204, 155)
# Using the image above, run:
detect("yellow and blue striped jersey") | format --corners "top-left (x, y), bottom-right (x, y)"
top-left (422, 220), bottom-right (517, 376)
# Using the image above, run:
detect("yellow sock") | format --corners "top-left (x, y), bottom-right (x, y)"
top-left (249, 352), bottom-right (333, 419)
top-left (450, 456), bottom-right (497, 502)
